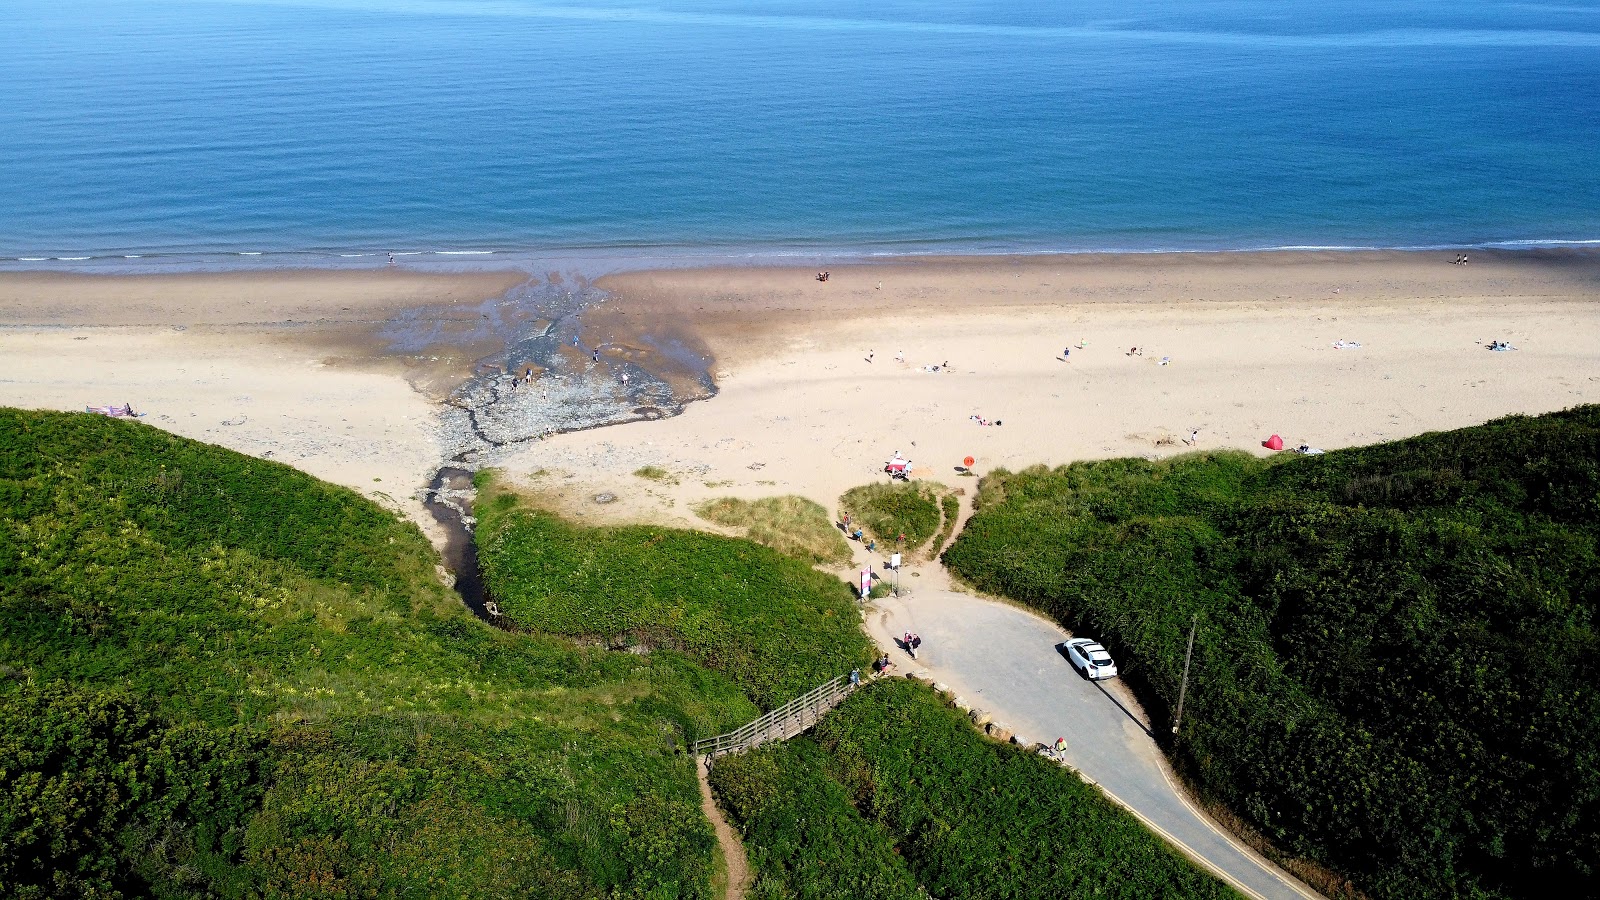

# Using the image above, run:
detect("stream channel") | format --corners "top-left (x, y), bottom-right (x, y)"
top-left (411, 273), bottom-right (716, 620)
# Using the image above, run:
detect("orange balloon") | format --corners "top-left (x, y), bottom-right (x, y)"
top-left (963, 456), bottom-right (976, 467)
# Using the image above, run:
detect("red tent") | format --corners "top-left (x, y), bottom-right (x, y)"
top-left (1262, 434), bottom-right (1284, 451)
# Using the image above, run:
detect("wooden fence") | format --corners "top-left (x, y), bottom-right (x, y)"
top-left (694, 674), bottom-right (856, 759)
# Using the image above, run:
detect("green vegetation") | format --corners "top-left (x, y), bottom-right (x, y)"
top-left (634, 464), bottom-right (677, 483)
top-left (0, 409), bottom-right (766, 897)
top-left (693, 495), bottom-right (852, 565)
top-left (477, 485), bottom-right (875, 710)
top-left (710, 679), bottom-right (1240, 900)
top-left (943, 407), bottom-right (1600, 900)
top-left (931, 492), bottom-right (961, 553)
top-left (838, 481), bottom-right (954, 554)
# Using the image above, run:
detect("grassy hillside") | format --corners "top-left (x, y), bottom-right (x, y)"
top-left (942, 407), bottom-right (1600, 900)
top-left (476, 484), bottom-right (876, 710)
top-left (710, 679), bottom-right (1240, 900)
top-left (0, 409), bottom-right (760, 898)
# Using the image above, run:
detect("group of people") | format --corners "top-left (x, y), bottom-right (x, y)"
top-left (816, 271), bottom-right (831, 282)
top-left (970, 414), bottom-right (1001, 426)
top-left (1452, 254), bottom-right (1471, 266)
top-left (902, 631), bottom-right (922, 659)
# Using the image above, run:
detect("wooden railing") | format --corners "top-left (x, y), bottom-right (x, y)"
top-left (694, 674), bottom-right (856, 759)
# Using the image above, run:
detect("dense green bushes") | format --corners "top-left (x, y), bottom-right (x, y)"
top-left (710, 739), bottom-right (924, 900)
top-left (943, 407), bottom-right (1600, 900)
top-left (838, 481), bottom-right (953, 553)
top-left (478, 489), bottom-right (875, 709)
top-left (0, 685), bottom-right (268, 899)
top-left (710, 679), bottom-right (1239, 900)
top-left (0, 409), bottom-right (763, 898)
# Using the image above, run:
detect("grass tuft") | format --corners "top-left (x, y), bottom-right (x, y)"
top-left (694, 495), bottom-right (852, 565)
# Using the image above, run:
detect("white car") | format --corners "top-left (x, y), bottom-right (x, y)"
top-left (1061, 638), bottom-right (1118, 680)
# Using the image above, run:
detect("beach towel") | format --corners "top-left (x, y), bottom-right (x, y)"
top-left (86, 404), bottom-right (137, 418)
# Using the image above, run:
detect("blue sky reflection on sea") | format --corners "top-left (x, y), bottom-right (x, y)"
top-left (1, 0), bottom-right (1598, 258)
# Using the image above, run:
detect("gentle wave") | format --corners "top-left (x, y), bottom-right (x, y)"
top-left (5, 237), bottom-right (1600, 271)
top-left (268, 1), bottom-right (1600, 48)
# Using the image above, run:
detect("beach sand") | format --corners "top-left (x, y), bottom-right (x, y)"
top-left (502, 250), bottom-right (1600, 549)
top-left (3, 252), bottom-right (1597, 558)
top-left (0, 268), bottom-right (525, 543)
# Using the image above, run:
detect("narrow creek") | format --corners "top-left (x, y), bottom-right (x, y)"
top-left (407, 273), bottom-right (717, 619)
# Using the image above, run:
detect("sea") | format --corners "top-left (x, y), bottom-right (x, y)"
top-left (3, 0), bottom-right (1600, 264)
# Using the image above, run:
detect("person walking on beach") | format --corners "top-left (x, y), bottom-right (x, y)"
top-left (387, 252), bottom-right (395, 266)
top-left (592, 348), bottom-right (600, 362)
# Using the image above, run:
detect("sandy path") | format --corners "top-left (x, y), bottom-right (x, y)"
top-left (698, 756), bottom-right (753, 900)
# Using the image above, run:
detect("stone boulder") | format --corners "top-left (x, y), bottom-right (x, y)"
top-left (986, 722), bottom-right (1013, 742)
top-left (969, 708), bottom-right (992, 728)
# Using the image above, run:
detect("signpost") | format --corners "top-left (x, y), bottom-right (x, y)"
top-left (889, 553), bottom-right (902, 596)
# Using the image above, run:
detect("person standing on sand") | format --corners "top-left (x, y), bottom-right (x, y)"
top-left (387, 252), bottom-right (395, 265)
top-left (593, 348), bottom-right (600, 362)
top-left (867, 350), bottom-right (874, 363)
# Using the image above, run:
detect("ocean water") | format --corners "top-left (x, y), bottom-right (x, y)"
top-left (2, 0), bottom-right (1599, 260)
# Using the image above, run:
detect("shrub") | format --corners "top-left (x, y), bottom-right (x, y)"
top-left (712, 680), bottom-right (1239, 900)
top-left (477, 492), bottom-right (876, 710)
top-left (838, 481), bottom-right (949, 552)
top-left (943, 407), bottom-right (1600, 900)
top-left (0, 409), bottom-right (759, 898)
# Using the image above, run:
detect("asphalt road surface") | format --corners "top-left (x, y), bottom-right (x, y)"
top-left (866, 588), bottom-right (1322, 900)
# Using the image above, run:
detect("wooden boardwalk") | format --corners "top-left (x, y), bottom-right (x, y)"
top-left (694, 674), bottom-right (856, 759)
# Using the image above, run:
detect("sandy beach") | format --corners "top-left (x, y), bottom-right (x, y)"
top-left (0, 268), bottom-right (525, 543)
top-left (3, 251), bottom-right (1597, 559)
top-left (507, 250), bottom-right (1600, 544)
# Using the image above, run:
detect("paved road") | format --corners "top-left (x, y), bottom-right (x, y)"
top-left (866, 588), bottom-right (1321, 900)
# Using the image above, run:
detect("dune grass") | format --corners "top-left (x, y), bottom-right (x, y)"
top-left (838, 481), bottom-right (954, 555)
top-left (634, 464), bottom-right (677, 483)
top-left (693, 495), bottom-right (852, 566)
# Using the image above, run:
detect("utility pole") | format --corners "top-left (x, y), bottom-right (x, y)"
top-left (1172, 614), bottom-right (1197, 736)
